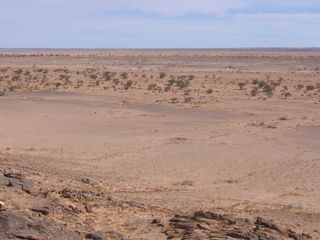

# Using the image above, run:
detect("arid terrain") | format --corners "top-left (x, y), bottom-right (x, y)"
top-left (0, 49), bottom-right (319, 239)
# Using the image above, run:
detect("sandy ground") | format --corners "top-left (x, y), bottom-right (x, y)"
top-left (0, 49), bottom-right (320, 239)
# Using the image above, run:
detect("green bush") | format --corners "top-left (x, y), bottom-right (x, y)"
top-left (121, 72), bottom-right (128, 80)
top-left (159, 72), bottom-right (166, 79)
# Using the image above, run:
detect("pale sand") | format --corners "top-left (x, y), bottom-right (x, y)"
top-left (0, 49), bottom-right (319, 239)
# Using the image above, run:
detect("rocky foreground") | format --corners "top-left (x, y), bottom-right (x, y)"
top-left (0, 164), bottom-right (312, 240)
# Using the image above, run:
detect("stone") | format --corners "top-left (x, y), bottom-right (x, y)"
top-left (0, 211), bottom-right (81, 240)
top-left (31, 206), bottom-right (50, 216)
top-left (3, 169), bottom-right (24, 179)
top-left (81, 177), bottom-right (98, 185)
top-left (164, 210), bottom-right (311, 240)
top-left (85, 232), bottom-right (103, 240)
top-left (0, 201), bottom-right (6, 212)
top-left (85, 204), bottom-right (93, 213)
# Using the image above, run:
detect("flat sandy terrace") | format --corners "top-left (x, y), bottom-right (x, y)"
top-left (0, 49), bottom-right (320, 239)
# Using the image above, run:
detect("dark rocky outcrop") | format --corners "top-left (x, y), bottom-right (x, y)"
top-left (0, 211), bottom-right (81, 240)
top-left (164, 210), bottom-right (312, 240)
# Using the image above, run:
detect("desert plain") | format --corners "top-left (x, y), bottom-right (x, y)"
top-left (0, 49), bottom-right (320, 239)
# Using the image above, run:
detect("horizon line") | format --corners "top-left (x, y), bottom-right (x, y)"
top-left (1, 47), bottom-right (320, 51)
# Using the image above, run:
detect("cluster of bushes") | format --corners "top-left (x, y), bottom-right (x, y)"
top-left (165, 75), bottom-right (192, 90)
top-left (251, 79), bottom-right (276, 97)
top-left (281, 86), bottom-right (291, 99)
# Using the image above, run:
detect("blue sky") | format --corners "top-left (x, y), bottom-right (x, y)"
top-left (1, 0), bottom-right (320, 48)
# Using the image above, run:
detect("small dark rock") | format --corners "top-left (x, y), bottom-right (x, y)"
top-left (85, 204), bottom-right (93, 213)
top-left (226, 231), bottom-right (251, 240)
top-left (0, 211), bottom-right (81, 239)
top-left (85, 232), bottom-right (103, 240)
top-left (3, 170), bottom-right (24, 179)
top-left (0, 201), bottom-right (6, 212)
top-left (61, 188), bottom-right (74, 199)
top-left (151, 218), bottom-right (161, 224)
top-left (31, 206), bottom-right (50, 216)
top-left (81, 177), bottom-right (97, 185)
top-left (255, 217), bottom-right (280, 232)
top-left (151, 218), bottom-right (164, 227)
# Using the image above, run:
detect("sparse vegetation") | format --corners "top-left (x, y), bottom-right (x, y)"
top-left (14, 69), bottom-right (23, 75)
top-left (297, 84), bottom-right (304, 90)
top-left (159, 72), bottom-right (166, 79)
top-left (206, 89), bottom-right (213, 94)
top-left (123, 80), bottom-right (133, 90)
top-left (103, 71), bottom-right (115, 81)
top-left (251, 87), bottom-right (258, 96)
top-left (306, 85), bottom-right (315, 91)
top-left (120, 72), bottom-right (128, 80)
top-left (238, 82), bottom-right (246, 90)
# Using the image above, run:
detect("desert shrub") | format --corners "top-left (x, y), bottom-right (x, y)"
top-left (159, 72), bottom-right (166, 79)
top-left (279, 116), bottom-right (288, 121)
top-left (284, 92), bottom-right (291, 98)
top-left (170, 97), bottom-right (178, 104)
top-left (263, 84), bottom-right (274, 97)
top-left (113, 79), bottom-right (120, 85)
top-left (306, 85), bottom-right (315, 91)
top-left (166, 78), bottom-right (175, 87)
top-left (59, 74), bottom-right (70, 81)
top-left (89, 74), bottom-right (97, 80)
top-left (148, 83), bottom-right (157, 90)
top-left (188, 75), bottom-right (195, 80)
top-left (103, 71), bottom-right (115, 81)
top-left (184, 97), bottom-right (194, 103)
top-left (0, 91), bottom-right (5, 96)
top-left (251, 87), bottom-right (258, 96)
top-left (297, 84), bottom-right (304, 90)
top-left (14, 69), bottom-right (23, 75)
top-left (76, 80), bottom-right (83, 88)
top-left (176, 79), bottom-right (190, 89)
top-left (165, 75), bottom-right (191, 89)
top-left (0, 68), bottom-right (8, 73)
top-left (123, 80), bottom-right (133, 90)
top-left (206, 89), bottom-right (213, 94)
top-left (164, 86), bottom-right (171, 92)
top-left (257, 80), bottom-right (267, 88)
top-left (238, 82), bottom-right (246, 90)
top-left (121, 72), bottom-right (128, 80)
top-left (252, 79), bottom-right (259, 85)
top-left (11, 75), bottom-right (20, 81)
top-left (8, 86), bottom-right (17, 92)
top-left (24, 70), bottom-right (31, 76)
